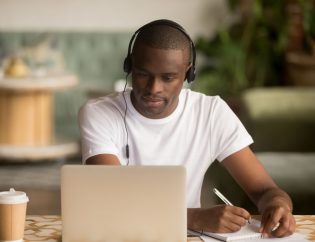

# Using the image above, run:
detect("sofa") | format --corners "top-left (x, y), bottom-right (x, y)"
top-left (242, 87), bottom-right (315, 152)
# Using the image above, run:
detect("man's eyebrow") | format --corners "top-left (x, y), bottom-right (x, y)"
top-left (162, 72), bottom-right (179, 76)
top-left (134, 67), bottom-right (178, 76)
top-left (157, 71), bottom-right (181, 77)
top-left (133, 66), bottom-right (149, 72)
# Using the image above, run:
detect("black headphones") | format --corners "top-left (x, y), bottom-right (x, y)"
top-left (123, 19), bottom-right (196, 83)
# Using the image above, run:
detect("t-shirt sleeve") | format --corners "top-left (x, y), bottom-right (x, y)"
top-left (78, 101), bottom-right (121, 164)
top-left (210, 97), bottom-right (253, 162)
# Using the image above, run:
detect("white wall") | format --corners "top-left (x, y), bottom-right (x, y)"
top-left (0, 0), bottom-right (228, 39)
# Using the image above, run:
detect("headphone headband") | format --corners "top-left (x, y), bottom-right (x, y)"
top-left (123, 19), bottom-right (196, 83)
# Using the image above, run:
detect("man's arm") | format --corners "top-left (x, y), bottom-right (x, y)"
top-left (86, 154), bottom-right (121, 165)
top-left (187, 146), bottom-right (295, 237)
top-left (222, 146), bottom-right (295, 237)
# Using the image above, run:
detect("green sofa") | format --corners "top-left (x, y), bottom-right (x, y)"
top-left (242, 87), bottom-right (315, 152)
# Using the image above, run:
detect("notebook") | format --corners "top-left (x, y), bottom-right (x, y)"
top-left (61, 165), bottom-right (186, 242)
top-left (188, 219), bottom-right (262, 241)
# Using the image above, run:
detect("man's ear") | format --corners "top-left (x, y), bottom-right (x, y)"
top-left (184, 63), bottom-right (192, 80)
top-left (185, 62), bottom-right (195, 83)
top-left (186, 62), bottom-right (193, 72)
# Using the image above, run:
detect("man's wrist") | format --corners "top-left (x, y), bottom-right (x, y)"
top-left (262, 197), bottom-right (292, 213)
top-left (187, 208), bottom-right (202, 230)
top-left (258, 188), bottom-right (293, 214)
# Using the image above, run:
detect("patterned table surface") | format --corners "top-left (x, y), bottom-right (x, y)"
top-left (24, 215), bottom-right (315, 242)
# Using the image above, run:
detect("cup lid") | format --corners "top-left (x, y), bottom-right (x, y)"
top-left (0, 188), bottom-right (29, 204)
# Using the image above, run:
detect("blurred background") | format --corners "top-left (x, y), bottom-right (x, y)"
top-left (0, 0), bottom-right (314, 215)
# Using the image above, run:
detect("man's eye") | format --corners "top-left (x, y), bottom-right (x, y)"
top-left (162, 75), bottom-right (175, 82)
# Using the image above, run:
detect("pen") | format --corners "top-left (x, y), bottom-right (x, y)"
top-left (213, 187), bottom-right (251, 224)
top-left (213, 188), bottom-right (233, 205)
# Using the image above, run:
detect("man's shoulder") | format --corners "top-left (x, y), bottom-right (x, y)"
top-left (80, 91), bottom-right (125, 117)
top-left (181, 89), bottom-right (222, 107)
top-left (86, 92), bottom-right (123, 107)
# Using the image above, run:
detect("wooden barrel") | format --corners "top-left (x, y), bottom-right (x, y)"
top-left (0, 90), bottom-right (53, 145)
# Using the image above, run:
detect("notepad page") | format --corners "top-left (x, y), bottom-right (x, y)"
top-left (200, 233), bottom-right (308, 242)
top-left (189, 219), bottom-right (262, 241)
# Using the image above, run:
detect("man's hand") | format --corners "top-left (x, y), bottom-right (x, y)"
top-left (86, 154), bottom-right (121, 165)
top-left (188, 205), bottom-right (251, 233)
top-left (260, 201), bottom-right (296, 237)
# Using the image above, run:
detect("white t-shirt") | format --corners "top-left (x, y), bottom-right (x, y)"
top-left (79, 88), bottom-right (253, 208)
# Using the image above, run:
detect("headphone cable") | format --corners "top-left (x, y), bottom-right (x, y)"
top-left (122, 73), bottom-right (130, 165)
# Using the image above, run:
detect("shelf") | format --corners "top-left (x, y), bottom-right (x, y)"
top-left (0, 140), bottom-right (80, 161)
top-left (0, 74), bottom-right (78, 91)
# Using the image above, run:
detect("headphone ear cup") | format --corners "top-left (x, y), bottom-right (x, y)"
top-left (123, 56), bottom-right (132, 74)
top-left (186, 67), bottom-right (196, 83)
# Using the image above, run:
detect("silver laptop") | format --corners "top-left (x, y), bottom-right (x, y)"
top-left (61, 165), bottom-right (186, 242)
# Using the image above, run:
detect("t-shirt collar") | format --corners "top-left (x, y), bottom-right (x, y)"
top-left (124, 88), bottom-right (184, 124)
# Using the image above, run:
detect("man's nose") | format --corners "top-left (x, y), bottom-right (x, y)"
top-left (146, 78), bottom-right (162, 94)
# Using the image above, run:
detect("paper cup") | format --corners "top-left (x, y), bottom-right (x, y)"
top-left (0, 188), bottom-right (29, 242)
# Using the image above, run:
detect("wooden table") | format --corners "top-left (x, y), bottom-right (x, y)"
top-left (24, 215), bottom-right (315, 241)
top-left (0, 74), bottom-right (79, 160)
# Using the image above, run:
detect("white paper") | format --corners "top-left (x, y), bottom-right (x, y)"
top-left (200, 232), bottom-right (308, 242)
top-left (189, 219), bottom-right (309, 242)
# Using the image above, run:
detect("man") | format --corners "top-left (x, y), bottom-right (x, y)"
top-left (79, 19), bottom-right (295, 237)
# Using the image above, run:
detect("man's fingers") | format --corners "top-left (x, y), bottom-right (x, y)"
top-left (261, 209), bottom-right (281, 236)
top-left (218, 222), bottom-right (243, 233)
top-left (272, 217), bottom-right (289, 237)
top-left (272, 215), bottom-right (296, 237)
top-left (230, 206), bottom-right (251, 221)
top-left (227, 206), bottom-right (250, 232)
top-left (214, 205), bottom-right (250, 233)
top-left (261, 208), bottom-right (296, 237)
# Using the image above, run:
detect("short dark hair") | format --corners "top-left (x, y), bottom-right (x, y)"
top-left (132, 24), bottom-right (191, 63)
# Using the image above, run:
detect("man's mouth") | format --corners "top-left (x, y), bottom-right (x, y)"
top-left (142, 96), bottom-right (165, 108)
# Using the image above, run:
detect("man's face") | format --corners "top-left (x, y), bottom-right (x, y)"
top-left (131, 45), bottom-right (189, 119)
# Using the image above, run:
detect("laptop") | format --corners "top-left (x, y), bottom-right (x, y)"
top-left (61, 165), bottom-right (186, 242)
